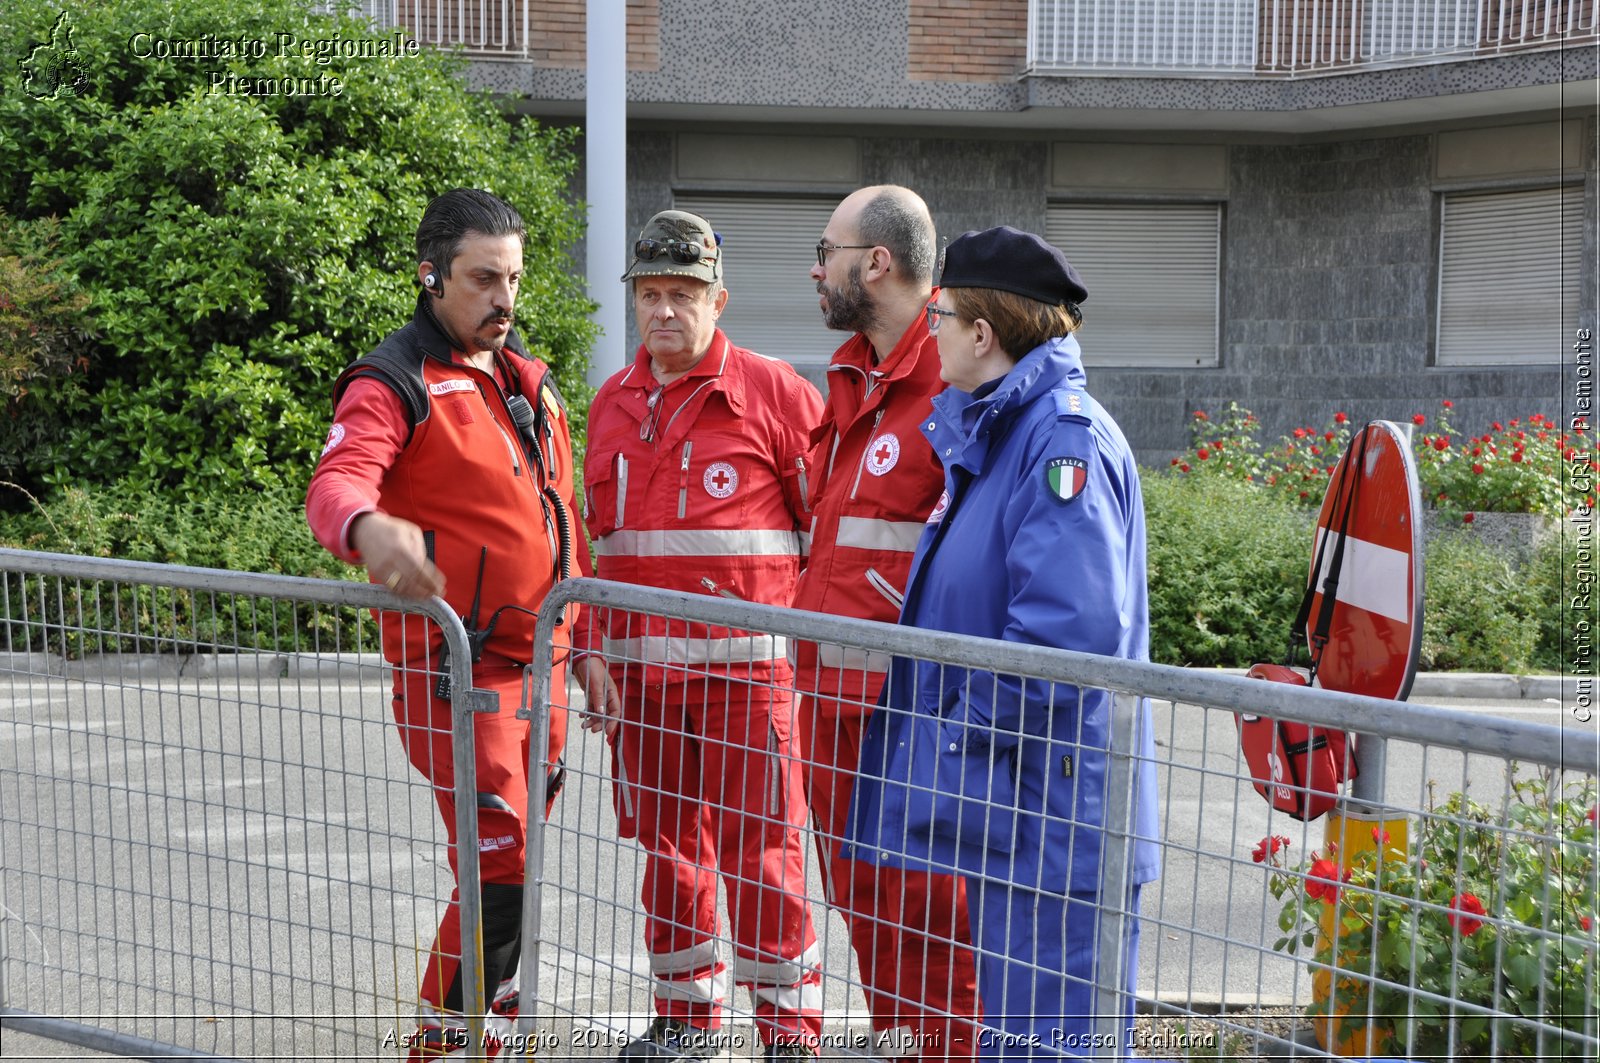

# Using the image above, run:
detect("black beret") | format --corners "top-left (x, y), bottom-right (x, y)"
top-left (939, 226), bottom-right (1088, 306)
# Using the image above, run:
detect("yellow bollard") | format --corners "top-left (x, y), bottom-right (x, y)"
top-left (1311, 807), bottom-right (1411, 1057)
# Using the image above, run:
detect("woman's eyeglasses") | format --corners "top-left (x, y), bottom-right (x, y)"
top-left (925, 303), bottom-right (960, 334)
top-left (634, 239), bottom-right (715, 265)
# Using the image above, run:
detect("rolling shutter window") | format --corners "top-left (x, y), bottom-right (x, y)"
top-left (1437, 185), bottom-right (1585, 366)
top-left (673, 196), bottom-right (844, 371)
top-left (1045, 204), bottom-right (1221, 368)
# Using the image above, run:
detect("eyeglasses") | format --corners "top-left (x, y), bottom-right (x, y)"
top-left (816, 241), bottom-right (876, 268)
top-left (639, 385), bottom-right (665, 442)
top-left (634, 239), bottom-right (716, 265)
top-left (925, 303), bottom-right (960, 334)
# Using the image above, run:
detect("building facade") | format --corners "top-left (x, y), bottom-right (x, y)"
top-left (379, 0), bottom-right (1596, 460)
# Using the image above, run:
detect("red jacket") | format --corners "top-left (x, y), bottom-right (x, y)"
top-left (790, 312), bottom-right (946, 700)
top-left (574, 330), bottom-right (823, 683)
top-left (306, 300), bottom-right (586, 668)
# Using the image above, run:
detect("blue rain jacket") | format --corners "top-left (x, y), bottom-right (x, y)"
top-left (840, 334), bottom-right (1160, 896)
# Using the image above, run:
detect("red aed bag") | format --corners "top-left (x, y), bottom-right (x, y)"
top-left (1236, 664), bottom-right (1357, 821)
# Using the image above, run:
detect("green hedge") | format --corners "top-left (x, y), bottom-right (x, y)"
top-left (1144, 471), bottom-right (1571, 673)
top-left (0, 482), bottom-right (373, 656)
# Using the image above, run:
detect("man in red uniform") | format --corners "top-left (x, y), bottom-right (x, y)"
top-left (792, 185), bottom-right (981, 1060)
top-left (574, 209), bottom-right (825, 1061)
top-left (305, 189), bottom-right (585, 1059)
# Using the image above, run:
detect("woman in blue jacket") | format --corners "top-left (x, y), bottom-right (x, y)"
top-left (841, 227), bottom-right (1159, 1060)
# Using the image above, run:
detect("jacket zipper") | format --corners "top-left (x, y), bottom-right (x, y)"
top-left (478, 382), bottom-right (522, 477)
top-left (677, 440), bottom-right (693, 519)
top-left (795, 456), bottom-right (810, 513)
top-left (615, 454), bottom-right (629, 529)
top-left (864, 567), bottom-right (905, 610)
top-left (700, 577), bottom-right (743, 600)
top-left (849, 409), bottom-right (885, 500)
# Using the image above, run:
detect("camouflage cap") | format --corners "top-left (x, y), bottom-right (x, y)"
top-left (621, 209), bottom-right (722, 284)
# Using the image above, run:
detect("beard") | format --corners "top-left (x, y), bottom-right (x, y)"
top-left (820, 263), bottom-right (878, 333)
top-left (471, 311), bottom-right (514, 353)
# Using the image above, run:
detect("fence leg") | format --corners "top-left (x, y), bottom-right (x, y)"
top-left (1094, 692), bottom-right (1143, 1057)
top-left (515, 633), bottom-right (559, 1047)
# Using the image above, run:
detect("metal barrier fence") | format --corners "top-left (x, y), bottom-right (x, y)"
top-left (521, 577), bottom-right (1598, 1061)
top-left (0, 548), bottom-right (496, 1060)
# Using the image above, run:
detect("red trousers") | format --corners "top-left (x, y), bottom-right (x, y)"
top-left (610, 672), bottom-right (823, 1046)
top-left (392, 653), bottom-right (568, 1032)
top-left (798, 678), bottom-right (981, 1061)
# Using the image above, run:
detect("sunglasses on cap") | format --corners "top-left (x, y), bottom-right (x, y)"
top-left (633, 238), bottom-right (719, 265)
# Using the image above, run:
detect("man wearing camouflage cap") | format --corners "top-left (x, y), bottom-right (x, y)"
top-left (574, 209), bottom-right (826, 1060)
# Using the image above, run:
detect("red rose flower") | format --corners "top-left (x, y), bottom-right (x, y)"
top-left (1371, 827), bottom-right (1391, 845)
top-left (1179, 463), bottom-right (1191, 473)
top-left (1305, 858), bottom-right (1347, 903)
top-left (1492, 422), bottom-right (1504, 432)
top-left (1412, 414), bottom-right (1426, 425)
top-left (1447, 892), bottom-right (1487, 936)
top-left (1433, 437), bottom-right (1448, 451)
top-left (1582, 915), bottom-right (1594, 933)
top-left (1586, 804), bottom-right (1597, 824)
top-left (1193, 410), bottom-right (1209, 421)
top-left (1252, 835), bottom-right (1291, 863)
top-left (1472, 463), bottom-right (1484, 475)
top-left (1324, 431), bottom-right (1335, 442)
top-left (1293, 427), bottom-right (1308, 439)
top-left (1510, 419), bottom-right (1519, 427)
top-left (1511, 451), bottom-right (1523, 463)
top-left (1197, 448), bottom-right (1210, 461)
top-left (1463, 512), bottom-right (1476, 524)
top-left (1442, 400), bottom-right (1454, 408)
top-left (1333, 412), bottom-right (1348, 424)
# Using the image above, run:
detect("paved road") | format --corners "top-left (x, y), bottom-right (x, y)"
top-left (1, 672), bottom-right (1592, 1062)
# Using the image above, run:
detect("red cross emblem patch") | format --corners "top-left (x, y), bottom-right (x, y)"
top-left (866, 433), bottom-right (901, 476)
top-left (704, 461), bottom-right (738, 498)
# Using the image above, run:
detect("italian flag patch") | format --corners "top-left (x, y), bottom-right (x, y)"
top-left (1045, 457), bottom-right (1087, 503)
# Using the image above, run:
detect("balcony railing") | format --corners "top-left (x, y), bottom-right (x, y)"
top-left (326, 1), bottom-right (532, 57)
top-left (1028, 0), bottom-right (1598, 77)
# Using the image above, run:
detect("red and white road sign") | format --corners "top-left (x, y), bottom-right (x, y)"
top-left (1306, 421), bottom-right (1424, 701)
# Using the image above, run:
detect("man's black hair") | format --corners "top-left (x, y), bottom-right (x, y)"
top-left (415, 188), bottom-right (527, 277)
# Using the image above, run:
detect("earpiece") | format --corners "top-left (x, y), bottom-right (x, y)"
top-left (423, 272), bottom-right (444, 297)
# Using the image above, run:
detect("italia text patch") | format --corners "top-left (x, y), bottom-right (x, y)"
top-left (1045, 457), bottom-right (1087, 503)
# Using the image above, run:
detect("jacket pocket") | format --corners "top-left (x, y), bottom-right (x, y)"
top-left (579, 448), bottom-right (623, 538)
top-left (899, 710), bottom-right (1018, 857)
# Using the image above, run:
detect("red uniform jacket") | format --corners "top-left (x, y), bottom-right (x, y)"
top-left (790, 312), bottom-right (946, 701)
top-left (306, 298), bottom-right (586, 669)
top-left (574, 330), bottom-right (823, 684)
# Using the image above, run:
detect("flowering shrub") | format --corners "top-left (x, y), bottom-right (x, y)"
top-left (1260, 775), bottom-right (1599, 1060)
top-left (1411, 404), bottom-right (1593, 518)
top-left (1172, 401), bottom-right (1595, 517)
